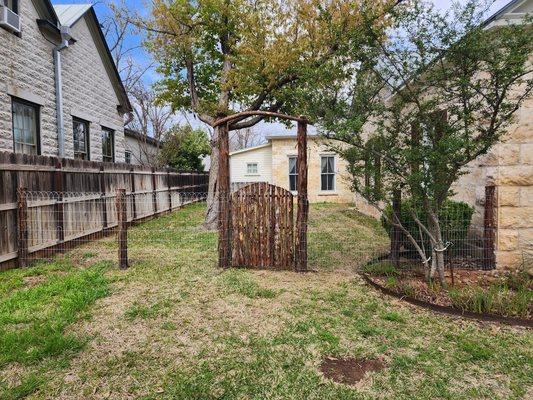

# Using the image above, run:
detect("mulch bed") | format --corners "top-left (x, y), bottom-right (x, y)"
top-left (320, 356), bottom-right (386, 386)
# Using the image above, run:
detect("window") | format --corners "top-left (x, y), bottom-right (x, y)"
top-left (321, 155), bottom-right (335, 191)
top-left (101, 127), bottom-right (114, 162)
top-left (12, 98), bottom-right (40, 155)
top-left (73, 118), bottom-right (90, 160)
top-left (246, 162), bottom-right (258, 174)
top-left (125, 150), bottom-right (132, 164)
top-left (3, 0), bottom-right (18, 13)
top-left (288, 156), bottom-right (298, 191)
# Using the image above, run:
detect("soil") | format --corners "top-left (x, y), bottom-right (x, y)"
top-left (320, 356), bottom-right (386, 386)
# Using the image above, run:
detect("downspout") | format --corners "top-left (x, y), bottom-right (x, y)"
top-left (54, 26), bottom-right (71, 158)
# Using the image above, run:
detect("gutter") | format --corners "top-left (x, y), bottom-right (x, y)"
top-left (53, 26), bottom-right (72, 158)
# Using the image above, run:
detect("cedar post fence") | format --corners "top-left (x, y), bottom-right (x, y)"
top-left (390, 189), bottom-right (401, 268)
top-left (218, 123), bottom-right (231, 269)
top-left (17, 187), bottom-right (28, 268)
top-left (295, 119), bottom-right (309, 272)
top-left (213, 111), bottom-right (309, 271)
top-left (116, 188), bottom-right (128, 269)
top-left (484, 185), bottom-right (497, 270)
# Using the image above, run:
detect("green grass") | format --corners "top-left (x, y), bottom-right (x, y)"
top-left (0, 202), bottom-right (531, 399)
top-left (0, 261), bottom-right (110, 398)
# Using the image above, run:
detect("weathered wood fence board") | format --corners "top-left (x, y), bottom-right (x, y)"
top-left (231, 182), bottom-right (294, 270)
top-left (0, 151), bottom-right (208, 270)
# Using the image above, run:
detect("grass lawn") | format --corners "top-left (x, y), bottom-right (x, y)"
top-left (0, 203), bottom-right (531, 399)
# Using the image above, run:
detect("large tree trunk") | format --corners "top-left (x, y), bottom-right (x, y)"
top-left (204, 128), bottom-right (220, 230)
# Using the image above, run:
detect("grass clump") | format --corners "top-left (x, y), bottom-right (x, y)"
top-left (221, 269), bottom-right (277, 299)
top-left (362, 261), bottom-right (398, 277)
top-left (449, 284), bottom-right (532, 318)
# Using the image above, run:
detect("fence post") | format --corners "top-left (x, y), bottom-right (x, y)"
top-left (99, 165), bottom-right (108, 228)
top-left (167, 169), bottom-right (172, 211)
top-left (130, 166), bottom-right (137, 221)
top-left (218, 123), bottom-right (231, 269)
top-left (53, 160), bottom-right (65, 242)
top-left (484, 185), bottom-right (497, 270)
top-left (116, 188), bottom-right (128, 269)
top-left (295, 118), bottom-right (309, 272)
top-left (151, 167), bottom-right (158, 215)
top-left (390, 189), bottom-right (401, 268)
top-left (17, 187), bottom-right (28, 268)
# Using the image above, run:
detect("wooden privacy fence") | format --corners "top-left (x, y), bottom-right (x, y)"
top-left (231, 182), bottom-right (294, 269)
top-left (0, 151), bottom-right (209, 270)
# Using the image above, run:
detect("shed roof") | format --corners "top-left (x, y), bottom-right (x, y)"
top-left (53, 4), bottom-right (93, 27)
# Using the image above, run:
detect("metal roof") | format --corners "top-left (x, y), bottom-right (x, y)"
top-left (53, 4), bottom-right (93, 28)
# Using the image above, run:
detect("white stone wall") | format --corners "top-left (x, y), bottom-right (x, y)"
top-left (61, 14), bottom-right (125, 162)
top-left (0, 0), bottom-right (57, 155)
top-left (0, 1), bottom-right (125, 161)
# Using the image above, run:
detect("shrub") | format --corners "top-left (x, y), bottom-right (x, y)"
top-left (382, 199), bottom-right (474, 254)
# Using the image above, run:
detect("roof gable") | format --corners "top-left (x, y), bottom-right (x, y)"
top-left (51, 3), bottom-right (132, 113)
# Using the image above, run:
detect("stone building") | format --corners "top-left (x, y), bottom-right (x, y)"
top-left (0, 1), bottom-right (131, 162)
top-left (124, 128), bottom-right (161, 166)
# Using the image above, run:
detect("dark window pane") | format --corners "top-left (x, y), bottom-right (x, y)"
top-left (12, 99), bottom-right (39, 155)
top-left (289, 175), bottom-right (297, 191)
top-left (327, 156), bottom-right (334, 172)
top-left (321, 175), bottom-right (327, 190)
top-left (327, 174), bottom-right (334, 190)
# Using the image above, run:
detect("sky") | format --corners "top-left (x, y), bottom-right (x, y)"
top-left (51, 0), bottom-right (514, 138)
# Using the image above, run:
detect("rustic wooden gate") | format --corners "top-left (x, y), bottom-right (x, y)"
top-left (231, 182), bottom-right (294, 269)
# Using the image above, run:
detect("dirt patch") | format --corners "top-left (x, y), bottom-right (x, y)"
top-left (320, 356), bottom-right (386, 386)
top-left (23, 275), bottom-right (47, 286)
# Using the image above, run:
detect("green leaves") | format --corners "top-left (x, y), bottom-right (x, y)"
top-left (159, 125), bottom-right (211, 170)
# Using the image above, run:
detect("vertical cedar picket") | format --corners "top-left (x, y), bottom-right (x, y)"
top-left (151, 167), bottom-right (157, 215)
top-left (54, 160), bottom-right (65, 243)
top-left (99, 165), bottom-right (108, 229)
top-left (116, 188), bottom-right (128, 269)
top-left (484, 185), bottom-right (497, 270)
top-left (167, 169), bottom-right (172, 211)
top-left (130, 166), bottom-right (137, 220)
top-left (390, 190), bottom-right (401, 268)
top-left (295, 119), bottom-right (309, 272)
top-left (218, 123), bottom-right (231, 268)
top-left (17, 187), bottom-right (28, 268)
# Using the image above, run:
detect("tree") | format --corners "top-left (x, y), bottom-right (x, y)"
top-left (104, 1), bottom-right (173, 166)
top-left (159, 125), bottom-right (211, 171)
top-left (128, 0), bottom-right (399, 228)
top-left (308, 0), bottom-right (533, 284)
top-left (230, 127), bottom-right (262, 151)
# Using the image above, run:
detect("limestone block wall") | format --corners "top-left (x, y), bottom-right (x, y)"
top-left (452, 96), bottom-right (533, 269)
top-left (61, 15), bottom-right (125, 162)
top-left (270, 137), bottom-right (355, 203)
top-left (0, 0), bottom-right (57, 155)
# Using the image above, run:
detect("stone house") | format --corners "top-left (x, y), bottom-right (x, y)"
top-left (229, 134), bottom-right (356, 204)
top-left (124, 128), bottom-right (161, 166)
top-left (0, 1), bottom-right (131, 162)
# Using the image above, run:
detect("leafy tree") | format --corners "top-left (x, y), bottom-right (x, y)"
top-left (126, 0), bottom-right (400, 228)
top-left (308, 0), bottom-right (533, 284)
top-left (159, 125), bottom-right (211, 171)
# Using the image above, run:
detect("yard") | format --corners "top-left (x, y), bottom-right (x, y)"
top-left (1, 203), bottom-right (532, 399)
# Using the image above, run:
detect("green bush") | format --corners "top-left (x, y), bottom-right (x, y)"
top-left (382, 199), bottom-right (474, 254)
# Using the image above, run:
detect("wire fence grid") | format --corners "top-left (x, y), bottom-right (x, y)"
top-left (7, 187), bottom-right (530, 279)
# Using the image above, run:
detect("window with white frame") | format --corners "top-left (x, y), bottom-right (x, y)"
top-left (12, 98), bottom-right (40, 155)
top-left (246, 162), bottom-right (258, 174)
top-left (101, 127), bottom-right (114, 162)
top-left (288, 156), bottom-right (298, 191)
top-left (73, 118), bottom-right (90, 160)
top-left (3, 0), bottom-right (19, 14)
top-left (321, 155), bottom-right (335, 191)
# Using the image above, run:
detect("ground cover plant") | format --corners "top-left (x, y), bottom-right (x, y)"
top-left (0, 203), bottom-right (531, 399)
top-left (362, 262), bottom-right (533, 318)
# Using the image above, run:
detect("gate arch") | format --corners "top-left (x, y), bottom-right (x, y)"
top-left (231, 182), bottom-right (294, 269)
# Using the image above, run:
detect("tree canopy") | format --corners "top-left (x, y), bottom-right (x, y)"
top-left (159, 125), bottom-right (211, 171)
